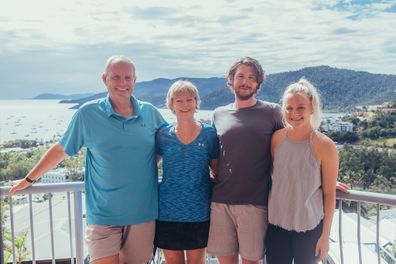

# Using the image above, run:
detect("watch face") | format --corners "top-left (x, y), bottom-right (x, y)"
top-left (25, 177), bottom-right (35, 183)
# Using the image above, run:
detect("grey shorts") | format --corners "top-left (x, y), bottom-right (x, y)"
top-left (207, 202), bottom-right (268, 261)
top-left (85, 220), bottom-right (155, 263)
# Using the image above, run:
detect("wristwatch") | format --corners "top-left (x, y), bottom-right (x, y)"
top-left (24, 177), bottom-right (36, 183)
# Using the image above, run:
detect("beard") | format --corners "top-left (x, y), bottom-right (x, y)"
top-left (234, 86), bottom-right (256, 100)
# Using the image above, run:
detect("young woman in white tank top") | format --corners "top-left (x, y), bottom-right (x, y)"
top-left (266, 78), bottom-right (339, 264)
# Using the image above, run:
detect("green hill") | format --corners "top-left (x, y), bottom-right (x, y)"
top-left (58, 66), bottom-right (396, 110)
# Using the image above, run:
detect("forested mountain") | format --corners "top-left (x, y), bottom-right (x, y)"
top-left (58, 66), bottom-right (396, 110)
top-left (202, 66), bottom-right (396, 110)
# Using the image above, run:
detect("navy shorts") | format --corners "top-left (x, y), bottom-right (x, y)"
top-left (154, 220), bottom-right (210, 250)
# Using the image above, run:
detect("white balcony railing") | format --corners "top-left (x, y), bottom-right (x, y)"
top-left (1, 183), bottom-right (396, 264)
top-left (1, 183), bottom-right (84, 264)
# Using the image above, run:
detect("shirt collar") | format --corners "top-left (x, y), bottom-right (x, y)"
top-left (104, 94), bottom-right (141, 119)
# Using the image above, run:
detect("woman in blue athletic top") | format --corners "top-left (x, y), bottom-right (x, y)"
top-left (155, 80), bottom-right (219, 264)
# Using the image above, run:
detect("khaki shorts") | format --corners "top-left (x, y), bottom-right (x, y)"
top-left (85, 220), bottom-right (155, 263)
top-left (207, 202), bottom-right (268, 261)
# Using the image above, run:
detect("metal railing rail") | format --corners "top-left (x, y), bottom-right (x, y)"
top-left (1, 184), bottom-right (396, 264)
top-left (0, 182), bottom-right (84, 264)
top-left (336, 190), bottom-right (396, 206)
top-left (336, 189), bottom-right (396, 264)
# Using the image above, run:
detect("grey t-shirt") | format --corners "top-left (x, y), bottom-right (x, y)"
top-left (212, 100), bottom-right (283, 206)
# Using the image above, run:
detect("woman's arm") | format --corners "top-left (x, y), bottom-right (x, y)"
top-left (315, 136), bottom-right (339, 260)
top-left (336, 181), bottom-right (350, 193)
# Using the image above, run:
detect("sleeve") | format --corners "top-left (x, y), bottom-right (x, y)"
top-left (211, 111), bottom-right (216, 129)
top-left (273, 104), bottom-right (284, 131)
top-left (155, 126), bottom-right (165, 155)
top-left (59, 110), bottom-right (85, 156)
top-left (208, 127), bottom-right (220, 159)
top-left (152, 106), bottom-right (167, 129)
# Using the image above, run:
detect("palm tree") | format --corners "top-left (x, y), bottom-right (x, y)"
top-left (2, 200), bottom-right (29, 264)
top-left (14, 230), bottom-right (29, 264)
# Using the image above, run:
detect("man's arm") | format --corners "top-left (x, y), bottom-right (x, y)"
top-left (8, 143), bottom-right (69, 196)
top-left (209, 159), bottom-right (218, 180)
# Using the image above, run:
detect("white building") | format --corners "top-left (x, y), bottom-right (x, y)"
top-left (40, 168), bottom-right (68, 184)
top-left (321, 119), bottom-right (354, 132)
top-left (333, 121), bottom-right (354, 132)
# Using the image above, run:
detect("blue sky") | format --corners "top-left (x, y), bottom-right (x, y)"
top-left (0, 0), bottom-right (395, 99)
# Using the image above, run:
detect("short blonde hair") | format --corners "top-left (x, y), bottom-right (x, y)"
top-left (282, 78), bottom-right (322, 129)
top-left (166, 80), bottom-right (201, 113)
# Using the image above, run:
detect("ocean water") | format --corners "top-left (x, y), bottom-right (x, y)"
top-left (0, 100), bottom-right (344, 145)
top-left (0, 100), bottom-right (213, 144)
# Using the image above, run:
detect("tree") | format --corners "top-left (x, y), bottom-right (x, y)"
top-left (327, 131), bottom-right (359, 143)
top-left (338, 145), bottom-right (396, 192)
top-left (371, 175), bottom-right (392, 193)
top-left (2, 199), bottom-right (12, 264)
top-left (2, 199), bottom-right (30, 264)
top-left (360, 111), bottom-right (396, 139)
top-left (61, 149), bottom-right (86, 181)
top-left (0, 149), bottom-right (45, 182)
top-left (14, 230), bottom-right (29, 264)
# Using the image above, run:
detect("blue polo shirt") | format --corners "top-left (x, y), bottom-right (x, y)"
top-left (60, 95), bottom-right (165, 225)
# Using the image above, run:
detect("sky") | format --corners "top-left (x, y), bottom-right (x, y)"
top-left (0, 0), bottom-right (395, 99)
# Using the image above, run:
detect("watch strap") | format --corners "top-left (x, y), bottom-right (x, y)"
top-left (25, 177), bottom-right (36, 183)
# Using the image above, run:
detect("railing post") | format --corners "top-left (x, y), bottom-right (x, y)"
top-left (9, 197), bottom-right (16, 264)
top-left (74, 191), bottom-right (84, 264)
top-left (67, 192), bottom-right (75, 264)
top-left (357, 202), bottom-right (362, 264)
top-left (376, 204), bottom-right (380, 264)
top-left (0, 196), bottom-right (4, 264)
top-left (28, 194), bottom-right (36, 264)
top-left (338, 199), bottom-right (344, 264)
top-left (48, 193), bottom-right (55, 264)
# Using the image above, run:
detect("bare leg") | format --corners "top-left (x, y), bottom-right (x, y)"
top-left (218, 255), bottom-right (239, 264)
top-left (163, 249), bottom-right (186, 264)
top-left (186, 248), bottom-right (206, 264)
top-left (241, 258), bottom-right (262, 264)
top-left (92, 254), bottom-right (119, 264)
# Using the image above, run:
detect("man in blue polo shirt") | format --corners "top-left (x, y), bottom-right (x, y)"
top-left (8, 55), bottom-right (165, 264)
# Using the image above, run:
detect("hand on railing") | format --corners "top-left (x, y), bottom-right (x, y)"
top-left (8, 178), bottom-right (33, 196)
top-left (335, 181), bottom-right (350, 193)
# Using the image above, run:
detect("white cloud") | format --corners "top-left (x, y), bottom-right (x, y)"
top-left (0, 0), bottom-right (395, 98)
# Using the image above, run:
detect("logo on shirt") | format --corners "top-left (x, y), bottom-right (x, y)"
top-left (197, 142), bottom-right (205, 147)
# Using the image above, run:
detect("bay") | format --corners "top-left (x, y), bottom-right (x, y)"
top-left (0, 100), bottom-right (345, 145)
top-left (0, 100), bottom-right (213, 144)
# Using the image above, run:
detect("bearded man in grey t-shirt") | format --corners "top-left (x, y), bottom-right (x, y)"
top-left (207, 57), bottom-right (283, 264)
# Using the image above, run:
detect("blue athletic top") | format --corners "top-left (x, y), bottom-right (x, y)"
top-left (60, 95), bottom-right (165, 225)
top-left (156, 123), bottom-right (219, 222)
